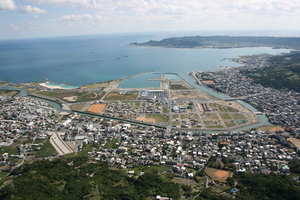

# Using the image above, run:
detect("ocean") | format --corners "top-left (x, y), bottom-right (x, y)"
top-left (0, 32), bottom-right (292, 88)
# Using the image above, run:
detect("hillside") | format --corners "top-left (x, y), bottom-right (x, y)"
top-left (242, 53), bottom-right (300, 92)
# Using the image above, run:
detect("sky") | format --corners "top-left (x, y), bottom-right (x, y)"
top-left (1, 0), bottom-right (300, 40)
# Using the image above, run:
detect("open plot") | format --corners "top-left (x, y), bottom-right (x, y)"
top-left (81, 81), bottom-right (109, 89)
top-left (35, 139), bottom-right (57, 157)
top-left (180, 114), bottom-right (188, 119)
top-left (259, 126), bottom-right (284, 132)
top-left (69, 102), bottom-right (89, 111)
top-left (146, 114), bottom-right (168, 122)
top-left (231, 113), bottom-right (247, 120)
top-left (38, 91), bottom-right (106, 102)
top-left (220, 113), bottom-right (232, 120)
top-left (0, 90), bottom-right (19, 97)
top-left (203, 113), bottom-right (220, 120)
top-left (287, 138), bottom-right (300, 148)
top-left (104, 91), bottom-right (139, 100)
top-left (225, 121), bottom-right (237, 128)
top-left (87, 104), bottom-right (107, 113)
top-left (236, 120), bottom-right (246, 124)
top-left (171, 89), bottom-right (211, 99)
top-left (136, 116), bottom-right (156, 122)
top-left (206, 168), bottom-right (232, 183)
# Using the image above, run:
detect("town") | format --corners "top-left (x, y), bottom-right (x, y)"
top-left (1, 54), bottom-right (300, 199)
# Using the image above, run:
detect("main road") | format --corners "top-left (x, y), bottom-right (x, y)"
top-left (50, 132), bottom-right (73, 155)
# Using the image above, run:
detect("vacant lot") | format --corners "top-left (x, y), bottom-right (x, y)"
top-left (287, 138), bottom-right (300, 148)
top-left (206, 168), bottom-right (232, 183)
top-left (146, 114), bottom-right (168, 122)
top-left (136, 116), bottom-right (156, 122)
top-left (38, 91), bottom-right (105, 102)
top-left (81, 81), bottom-right (109, 89)
top-left (69, 102), bottom-right (89, 111)
top-left (0, 90), bottom-right (19, 97)
top-left (259, 126), bottom-right (284, 132)
top-left (104, 91), bottom-right (139, 100)
top-left (87, 104), bottom-right (107, 113)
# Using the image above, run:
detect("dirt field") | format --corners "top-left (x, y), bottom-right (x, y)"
top-left (87, 104), bottom-right (107, 113)
top-left (259, 126), bottom-right (285, 132)
top-left (63, 96), bottom-right (78, 102)
top-left (136, 116), bottom-right (156, 122)
top-left (206, 168), bottom-right (232, 183)
top-left (171, 89), bottom-right (212, 99)
top-left (287, 138), bottom-right (300, 148)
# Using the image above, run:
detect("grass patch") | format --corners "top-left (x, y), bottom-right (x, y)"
top-left (0, 172), bottom-right (9, 178)
top-left (173, 114), bottom-right (179, 119)
top-left (170, 85), bottom-right (187, 90)
top-left (35, 140), bottom-right (57, 157)
top-left (0, 145), bottom-right (20, 156)
top-left (180, 114), bottom-right (188, 119)
top-left (104, 92), bottom-right (139, 100)
top-left (225, 121), bottom-right (237, 127)
top-left (227, 107), bottom-right (238, 112)
top-left (146, 114), bottom-right (168, 122)
top-left (206, 125), bottom-right (224, 128)
top-left (81, 81), bottom-right (109, 89)
top-left (163, 108), bottom-right (169, 113)
top-left (104, 138), bottom-right (119, 149)
top-left (220, 113), bottom-right (232, 120)
top-left (69, 102), bottom-right (89, 111)
top-left (236, 120), bottom-right (246, 124)
top-left (231, 114), bottom-right (246, 120)
top-left (0, 90), bottom-right (19, 97)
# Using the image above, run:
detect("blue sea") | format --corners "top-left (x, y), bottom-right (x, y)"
top-left (0, 32), bottom-right (292, 88)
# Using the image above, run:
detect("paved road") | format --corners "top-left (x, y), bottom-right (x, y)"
top-left (50, 132), bottom-right (73, 155)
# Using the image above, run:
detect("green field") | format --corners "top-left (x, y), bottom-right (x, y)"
top-left (220, 113), bottom-right (232, 120)
top-left (104, 138), bottom-right (119, 149)
top-left (236, 120), bottom-right (246, 124)
top-left (232, 113), bottom-right (247, 119)
top-left (170, 85), bottom-right (187, 90)
top-left (35, 140), bottom-right (57, 157)
top-left (82, 81), bottom-right (109, 88)
top-left (104, 92), bottom-right (139, 100)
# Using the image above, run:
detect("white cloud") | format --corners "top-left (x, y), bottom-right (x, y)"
top-left (21, 5), bottom-right (47, 14)
top-left (54, 14), bottom-right (93, 21)
top-left (0, 0), bottom-right (17, 10)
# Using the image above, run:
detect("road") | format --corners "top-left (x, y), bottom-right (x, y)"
top-left (50, 132), bottom-right (73, 155)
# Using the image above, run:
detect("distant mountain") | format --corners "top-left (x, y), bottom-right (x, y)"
top-left (130, 36), bottom-right (300, 49)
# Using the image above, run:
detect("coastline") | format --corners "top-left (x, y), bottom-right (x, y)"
top-left (39, 82), bottom-right (78, 90)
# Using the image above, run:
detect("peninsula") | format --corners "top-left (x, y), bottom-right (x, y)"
top-left (131, 35), bottom-right (300, 49)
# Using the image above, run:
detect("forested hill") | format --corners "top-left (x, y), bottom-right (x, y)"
top-left (130, 36), bottom-right (300, 49)
top-left (242, 52), bottom-right (300, 92)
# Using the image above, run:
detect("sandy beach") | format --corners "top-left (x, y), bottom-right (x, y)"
top-left (39, 82), bottom-right (76, 89)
